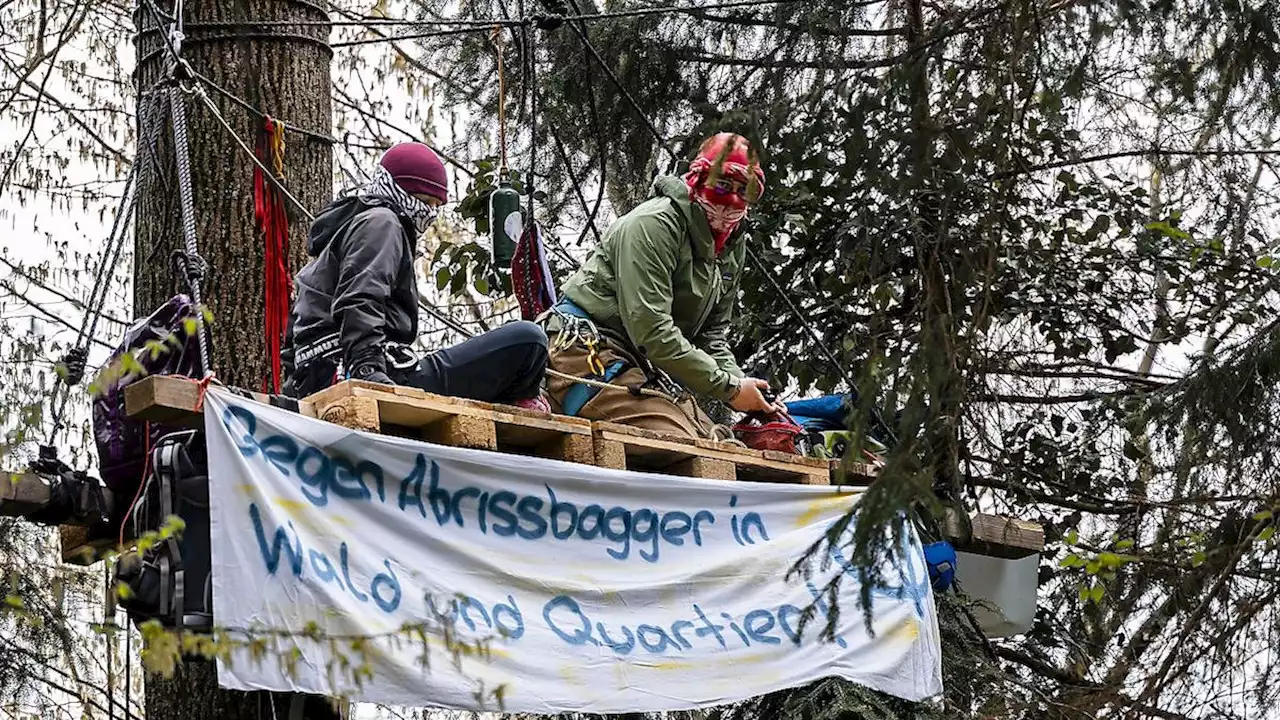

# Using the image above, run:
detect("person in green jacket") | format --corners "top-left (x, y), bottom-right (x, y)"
top-left (541, 132), bottom-right (782, 438)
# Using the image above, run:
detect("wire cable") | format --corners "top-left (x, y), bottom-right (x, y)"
top-left (191, 70), bottom-right (334, 144)
top-left (193, 85), bottom-right (316, 223)
top-left (330, 24), bottom-right (495, 49)
top-left (560, 0), bottom-right (813, 23)
top-left (0, 279), bottom-right (118, 351)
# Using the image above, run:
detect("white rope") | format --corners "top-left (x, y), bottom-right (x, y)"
top-left (543, 367), bottom-right (671, 398)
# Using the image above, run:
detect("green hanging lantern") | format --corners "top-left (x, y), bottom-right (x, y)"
top-left (490, 172), bottom-right (521, 268)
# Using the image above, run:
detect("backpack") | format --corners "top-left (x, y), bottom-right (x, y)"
top-left (732, 411), bottom-right (806, 455)
top-left (114, 429), bottom-right (213, 630)
top-left (92, 295), bottom-right (203, 497)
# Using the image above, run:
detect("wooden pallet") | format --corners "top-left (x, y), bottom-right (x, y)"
top-left (118, 376), bottom-right (1044, 559)
top-left (304, 380), bottom-right (596, 464)
top-left (591, 421), bottom-right (843, 485)
top-left (942, 509), bottom-right (1045, 559)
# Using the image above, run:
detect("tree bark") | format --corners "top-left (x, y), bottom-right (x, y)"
top-left (133, 0), bottom-right (331, 387)
top-left (132, 0), bottom-right (333, 717)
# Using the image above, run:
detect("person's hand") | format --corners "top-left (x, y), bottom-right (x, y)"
top-left (351, 365), bottom-right (395, 386)
top-left (729, 377), bottom-right (783, 414)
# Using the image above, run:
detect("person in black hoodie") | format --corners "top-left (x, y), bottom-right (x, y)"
top-left (282, 142), bottom-right (550, 408)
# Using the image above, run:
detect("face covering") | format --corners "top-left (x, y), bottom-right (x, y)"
top-left (684, 169), bottom-right (755, 255)
top-left (361, 165), bottom-right (439, 236)
top-left (687, 179), bottom-right (750, 254)
top-left (682, 133), bottom-right (764, 255)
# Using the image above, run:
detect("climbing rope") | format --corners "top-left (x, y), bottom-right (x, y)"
top-left (141, 0), bottom-right (214, 375)
top-left (43, 162), bottom-right (138, 447)
top-left (544, 367), bottom-right (667, 399)
top-left (525, 21), bottom-right (538, 221)
top-left (168, 84), bottom-right (212, 376)
top-left (491, 27), bottom-right (509, 174)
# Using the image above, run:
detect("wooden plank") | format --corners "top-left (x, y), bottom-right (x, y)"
top-left (3, 471), bottom-right (116, 528)
top-left (594, 438), bottom-right (627, 470)
top-left (593, 422), bottom-right (830, 484)
top-left (830, 458), bottom-right (880, 487)
top-left (125, 374), bottom-right (205, 425)
top-left (60, 525), bottom-right (114, 566)
top-left (424, 415), bottom-right (496, 450)
top-left (126, 374), bottom-right (315, 422)
top-left (943, 509), bottom-right (1044, 559)
top-left (535, 434), bottom-right (596, 465)
top-left (669, 456), bottom-right (737, 481)
top-left (314, 383), bottom-right (595, 458)
top-left (318, 396), bottom-right (381, 432)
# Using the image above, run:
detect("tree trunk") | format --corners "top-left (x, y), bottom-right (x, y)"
top-left (132, 0), bottom-right (333, 717)
top-left (133, 0), bottom-right (331, 386)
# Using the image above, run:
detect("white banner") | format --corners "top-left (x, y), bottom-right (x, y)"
top-left (204, 388), bottom-right (943, 713)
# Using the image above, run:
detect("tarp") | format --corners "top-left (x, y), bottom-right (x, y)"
top-left (204, 388), bottom-right (943, 713)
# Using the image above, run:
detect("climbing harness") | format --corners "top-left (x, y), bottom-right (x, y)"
top-left (543, 298), bottom-right (687, 416)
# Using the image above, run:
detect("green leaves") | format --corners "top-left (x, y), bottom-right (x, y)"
top-left (1077, 582), bottom-right (1105, 604)
top-left (1144, 219), bottom-right (1191, 240)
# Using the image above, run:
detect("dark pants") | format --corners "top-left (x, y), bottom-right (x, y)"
top-left (289, 321), bottom-right (549, 402)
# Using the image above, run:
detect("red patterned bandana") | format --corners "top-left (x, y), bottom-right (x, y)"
top-left (683, 134), bottom-right (765, 255)
top-left (685, 175), bottom-right (749, 255)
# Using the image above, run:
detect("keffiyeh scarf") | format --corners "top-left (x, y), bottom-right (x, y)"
top-left (360, 165), bottom-right (439, 236)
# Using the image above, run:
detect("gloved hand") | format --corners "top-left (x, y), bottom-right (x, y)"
top-left (57, 346), bottom-right (89, 385)
top-left (351, 364), bottom-right (394, 386)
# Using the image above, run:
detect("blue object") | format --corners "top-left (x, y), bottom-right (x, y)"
top-left (924, 541), bottom-right (957, 592)
top-left (785, 394), bottom-right (849, 425)
top-left (553, 297), bottom-right (621, 416)
top-left (561, 360), bottom-right (626, 416)
top-left (789, 414), bottom-right (823, 431)
top-left (554, 297), bottom-right (591, 318)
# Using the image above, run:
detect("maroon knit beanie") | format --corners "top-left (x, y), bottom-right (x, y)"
top-left (380, 142), bottom-right (448, 203)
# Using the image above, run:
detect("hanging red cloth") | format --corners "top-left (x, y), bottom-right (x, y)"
top-left (253, 117), bottom-right (293, 394)
top-left (511, 223), bottom-right (557, 320)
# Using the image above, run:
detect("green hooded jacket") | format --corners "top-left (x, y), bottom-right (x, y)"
top-left (560, 175), bottom-right (746, 401)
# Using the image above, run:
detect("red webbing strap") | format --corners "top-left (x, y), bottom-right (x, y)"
top-left (254, 117), bottom-right (292, 393)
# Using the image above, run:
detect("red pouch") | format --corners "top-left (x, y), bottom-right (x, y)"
top-left (732, 411), bottom-right (805, 455)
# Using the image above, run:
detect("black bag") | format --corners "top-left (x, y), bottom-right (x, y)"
top-left (114, 429), bottom-right (213, 630)
top-left (92, 295), bottom-right (203, 497)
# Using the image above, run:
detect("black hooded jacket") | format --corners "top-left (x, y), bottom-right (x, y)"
top-left (283, 195), bottom-right (419, 377)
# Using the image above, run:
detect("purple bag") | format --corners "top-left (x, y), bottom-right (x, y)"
top-left (92, 295), bottom-right (203, 495)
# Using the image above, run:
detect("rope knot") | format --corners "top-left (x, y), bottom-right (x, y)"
top-left (170, 248), bottom-right (206, 281)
